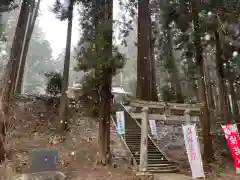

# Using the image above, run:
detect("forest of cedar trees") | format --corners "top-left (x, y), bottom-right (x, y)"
top-left (1, 0), bottom-right (240, 179)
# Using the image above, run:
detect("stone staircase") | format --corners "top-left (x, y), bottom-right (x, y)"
top-left (112, 104), bottom-right (179, 173)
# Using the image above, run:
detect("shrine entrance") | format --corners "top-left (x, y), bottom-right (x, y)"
top-left (127, 98), bottom-right (203, 173)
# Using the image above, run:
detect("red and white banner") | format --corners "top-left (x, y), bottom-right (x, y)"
top-left (149, 120), bottom-right (157, 137)
top-left (182, 124), bottom-right (205, 179)
top-left (222, 124), bottom-right (240, 173)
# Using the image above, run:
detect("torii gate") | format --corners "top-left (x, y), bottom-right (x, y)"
top-left (127, 98), bottom-right (203, 173)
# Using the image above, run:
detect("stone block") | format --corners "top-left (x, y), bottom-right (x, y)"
top-left (30, 150), bottom-right (58, 172)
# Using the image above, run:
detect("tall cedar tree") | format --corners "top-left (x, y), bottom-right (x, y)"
top-left (76, 0), bottom-right (125, 164)
top-left (0, 0), bottom-right (31, 161)
top-left (136, 0), bottom-right (152, 100)
top-left (56, 0), bottom-right (74, 132)
top-left (192, 1), bottom-right (213, 162)
top-left (97, 0), bottom-right (113, 165)
top-left (15, 0), bottom-right (41, 93)
top-left (161, 0), bottom-right (184, 103)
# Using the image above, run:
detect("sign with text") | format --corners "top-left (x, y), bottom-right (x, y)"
top-left (31, 149), bottom-right (58, 172)
top-left (149, 120), bottom-right (158, 137)
top-left (116, 111), bottom-right (125, 135)
top-left (222, 124), bottom-right (240, 173)
top-left (182, 124), bottom-right (204, 179)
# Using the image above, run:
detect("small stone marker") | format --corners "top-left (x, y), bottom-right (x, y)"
top-left (31, 149), bottom-right (58, 172)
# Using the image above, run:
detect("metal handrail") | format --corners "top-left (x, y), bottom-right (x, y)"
top-left (110, 114), bottom-right (138, 167)
top-left (121, 104), bottom-right (175, 163)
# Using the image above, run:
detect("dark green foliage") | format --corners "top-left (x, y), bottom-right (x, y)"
top-left (81, 71), bottom-right (100, 116)
top-left (75, 0), bottom-right (128, 72)
top-left (0, 15), bottom-right (6, 42)
top-left (161, 84), bottom-right (177, 102)
top-left (75, 23), bottom-right (127, 73)
top-left (52, 0), bottom-right (69, 20)
top-left (0, 0), bottom-right (17, 12)
top-left (52, 0), bottom-right (82, 21)
top-left (45, 72), bottom-right (62, 96)
top-left (0, 0), bottom-right (15, 7)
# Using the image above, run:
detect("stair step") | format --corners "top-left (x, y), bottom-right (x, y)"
top-left (125, 143), bottom-right (156, 146)
top-left (125, 129), bottom-right (140, 131)
top-left (111, 111), bottom-right (179, 173)
top-left (127, 141), bottom-right (150, 144)
top-left (135, 156), bottom-right (166, 159)
top-left (134, 159), bottom-right (168, 162)
top-left (132, 153), bottom-right (164, 156)
top-left (133, 156), bottom-right (166, 160)
top-left (134, 157), bottom-right (167, 160)
top-left (129, 148), bottom-right (160, 151)
top-left (127, 145), bottom-right (157, 148)
top-left (130, 151), bottom-right (161, 154)
top-left (125, 133), bottom-right (140, 135)
top-left (129, 149), bottom-right (160, 152)
top-left (147, 167), bottom-right (179, 173)
top-left (130, 150), bottom-right (161, 153)
top-left (148, 165), bottom-right (179, 168)
top-left (126, 144), bottom-right (156, 147)
top-left (134, 155), bottom-right (167, 159)
top-left (125, 140), bottom-right (155, 143)
top-left (148, 164), bottom-right (176, 167)
top-left (134, 161), bottom-right (169, 164)
top-left (129, 147), bottom-right (160, 150)
top-left (134, 155), bottom-right (166, 158)
top-left (128, 145), bottom-right (158, 148)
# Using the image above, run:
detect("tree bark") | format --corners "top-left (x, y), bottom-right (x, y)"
top-left (236, 83), bottom-right (240, 100)
top-left (193, 4), bottom-right (213, 162)
top-left (1, 0), bottom-right (30, 114)
top-left (15, 0), bottom-right (41, 94)
top-left (228, 78), bottom-right (240, 122)
top-left (164, 27), bottom-right (184, 103)
top-left (215, 30), bottom-right (229, 122)
top-left (226, 57), bottom-right (240, 123)
top-left (204, 61), bottom-right (215, 110)
top-left (186, 48), bottom-right (197, 101)
top-left (97, 0), bottom-right (113, 165)
top-left (98, 69), bottom-right (112, 164)
top-left (0, 110), bottom-right (6, 162)
top-left (57, 0), bottom-right (73, 132)
top-left (149, 15), bottom-right (158, 101)
top-left (0, 0), bottom-right (31, 161)
top-left (136, 0), bottom-right (151, 101)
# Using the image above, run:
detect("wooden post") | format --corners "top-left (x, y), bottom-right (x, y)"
top-left (163, 103), bottom-right (170, 121)
top-left (140, 107), bottom-right (149, 173)
top-left (184, 109), bottom-right (191, 123)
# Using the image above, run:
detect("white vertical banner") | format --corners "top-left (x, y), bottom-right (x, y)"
top-left (182, 124), bottom-right (205, 179)
top-left (116, 111), bottom-right (125, 135)
top-left (149, 120), bottom-right (158, 137)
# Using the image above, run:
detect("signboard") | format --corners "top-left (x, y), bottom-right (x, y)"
top-left (31, 149), bottom-right (58, 172)
top-left (149, 120), bottom-right (158, 137)
top-left (116, 111), bottom-right (125, 135)
top-left (182, 124), bottom-right (205, 179)
top-left (222, 124), bottom-right (240, 173)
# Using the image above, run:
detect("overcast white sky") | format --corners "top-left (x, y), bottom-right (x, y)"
top-left (38, 0), bottom-right (120, 58)
top-left (38, 0), bottom-right (80, 58)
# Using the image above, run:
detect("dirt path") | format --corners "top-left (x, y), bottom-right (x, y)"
top-left (155, 174), bottom-right (193, 180)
